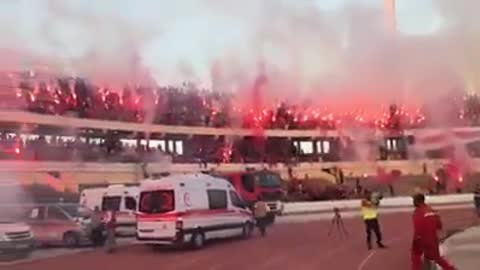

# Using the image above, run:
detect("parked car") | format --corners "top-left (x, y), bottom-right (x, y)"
top-left (23, 203), bottom-right (95, 247)
top-left (0, 220), bottom-right (35, 260)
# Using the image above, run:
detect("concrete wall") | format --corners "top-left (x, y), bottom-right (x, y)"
top-left (0, 159), bottom-right (473, 192)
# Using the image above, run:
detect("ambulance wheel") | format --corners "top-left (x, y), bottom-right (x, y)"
top-left (242, 222), bottom-right (253, 239)
top-left (191, 230), bottom-right (205, 249)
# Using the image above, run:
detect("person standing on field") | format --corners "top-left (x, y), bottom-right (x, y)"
top-left (361, 191), bottom-right (386, 250)
top-left (89, 206), bottom-right (105, 247)
top-left (104, 209), bottom-right (117, 253)
top-left (411, 193), bottom-right (456, 270)
top-left (474, 185), bottom-right (480, 219)
top-left (254, 200), bottom-right (269, 237)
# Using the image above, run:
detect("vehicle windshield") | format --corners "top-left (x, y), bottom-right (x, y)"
top-left (139, 190), bottom-right (174, 214)
top-left (58, 204), bottom-right (92, 218)
top-left (256, 173), bottom-right (282, 188)
top-left (102, 196), bottom-right (121, 211)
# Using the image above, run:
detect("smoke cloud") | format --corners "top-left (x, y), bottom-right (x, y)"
top-left (0, 174), bottom-right (31, 221)
top-left (0, 0), bottom-right (480, 108)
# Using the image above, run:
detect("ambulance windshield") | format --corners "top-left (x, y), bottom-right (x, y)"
top-left (139, 190), bottom-right (175, 214)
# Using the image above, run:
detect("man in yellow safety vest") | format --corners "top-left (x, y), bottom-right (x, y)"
top-left (361, 191), bottom-right (386, 250)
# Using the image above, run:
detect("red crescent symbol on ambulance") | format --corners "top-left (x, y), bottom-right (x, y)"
top-left (184, 192), bottom-right (192, 207)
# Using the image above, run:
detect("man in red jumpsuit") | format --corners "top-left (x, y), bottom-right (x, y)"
top-left (411, 193), bottom-right (456, 270)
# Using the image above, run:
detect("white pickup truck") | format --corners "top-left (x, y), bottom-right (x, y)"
top-left (0, 221), bottom-right (35, 259)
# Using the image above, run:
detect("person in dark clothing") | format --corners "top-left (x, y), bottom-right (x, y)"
top-left (89, 207), bottom-right (105, 247)
top-left (474, 185), bottom-right (480, 218)
top-left (104, 209), bottom-right (117, 253)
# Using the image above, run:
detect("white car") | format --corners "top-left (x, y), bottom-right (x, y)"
top-left (136, 173), bottom-right (255, 249)
top-left (0, 221), bottom-right (35, 259)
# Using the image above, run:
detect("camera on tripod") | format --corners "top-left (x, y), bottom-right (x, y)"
top-left (328, 207), bottom-right (348, 238)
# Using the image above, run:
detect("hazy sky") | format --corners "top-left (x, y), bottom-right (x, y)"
top-left (1, 0), bottom-right (479, 105)
top-left (0, 0), bottom-right (443, 62)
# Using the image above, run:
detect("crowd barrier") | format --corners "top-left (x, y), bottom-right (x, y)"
top-left (282, 193), bottom-right (474, 215)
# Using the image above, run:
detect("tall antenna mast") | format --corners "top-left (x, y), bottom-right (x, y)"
top-left (384, 0), bottom-right (397, 33)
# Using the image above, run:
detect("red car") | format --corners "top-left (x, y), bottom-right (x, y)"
top-left (23, 204), bottom-right (94, 247)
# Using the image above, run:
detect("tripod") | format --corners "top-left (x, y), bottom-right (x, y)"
top-left (328, 208), bottom-right (349, 238)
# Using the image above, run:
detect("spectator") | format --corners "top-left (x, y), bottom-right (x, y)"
top-left (253, 200), bottom-right (269, 237)
top-left (89, 207), bottom-right (105, 247)
top-left (474, 185), bottom-right (480, 218)
top-left (411, 193), bottom-right (456, 270)
top-left (104, 209), bottom-right (117, 253)
top-left (361, 190), bottom-right (386, 250)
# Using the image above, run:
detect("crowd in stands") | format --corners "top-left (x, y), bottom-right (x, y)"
top-left (5, 74), bottom-right (480, 130)
top-left (4, 73), bottom-right (480, 164)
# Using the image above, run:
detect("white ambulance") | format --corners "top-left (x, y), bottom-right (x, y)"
top-left (80, 185), bottom-right (139, 236)
top-left (101, 185), bottom-right (139, 236)
top-left (136, 174), bottom-right (254, 248)
top-left (80, 187), bottom-right (106, 211)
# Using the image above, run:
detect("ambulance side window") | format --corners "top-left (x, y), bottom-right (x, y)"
top-left (207, 190), bottom-right (227, 210)
top-left (125, 197), bottom-right (137, 211)
top-left (102, 196), bottom-right (121, 211)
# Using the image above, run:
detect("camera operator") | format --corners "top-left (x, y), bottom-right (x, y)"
top-left (361, 190), bottom-right (386, 250)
